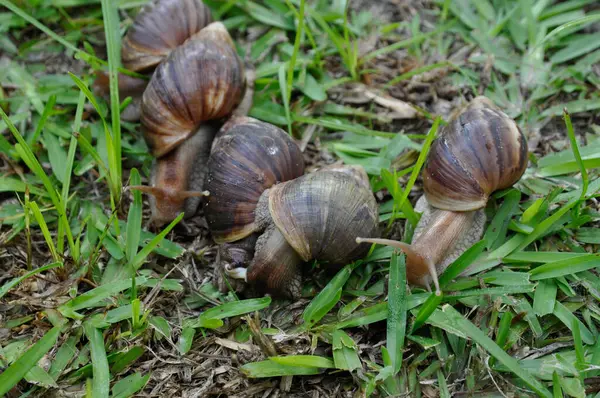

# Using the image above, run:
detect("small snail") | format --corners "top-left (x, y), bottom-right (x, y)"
top-left (357, 97), bottom-right (528, 294)
top-left (204, 117), bottom-right (380, 298)
top-left (130, 21), bottom-right (246, 226)
top-left (93, 0), bottom-right (213, 122)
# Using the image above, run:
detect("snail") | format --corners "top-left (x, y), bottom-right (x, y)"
top-left (130, 21), bottom-right (247, 226)
top-left (203, 117), bottom-right (380, 298)
top-left (93, 0), bottom-right (213, 121)
top-left (356, 97), bottom-right (528, 294)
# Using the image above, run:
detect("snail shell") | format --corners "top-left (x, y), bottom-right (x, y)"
top-left (267, 170), bottom-right (380, 265)
top-left (141, 21), bottom-right (245, 158)
top-left (422, 96), bottom-right (528, 211)
top-left (122, 0), bottom-right (213, 72)
top-left (203, 116), bottom-right (305, 243)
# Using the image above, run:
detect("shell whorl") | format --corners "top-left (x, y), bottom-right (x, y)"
top-left (140, 22), bottom-right (245, 157)
top-left (122, 0), bottom-right (213, 72)
top-left (204, 116), bottom-right (305, 243)
top-left (422, 97), bottom-right (528, 212)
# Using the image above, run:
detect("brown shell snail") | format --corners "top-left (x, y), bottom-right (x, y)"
top-left (93, 0), bottom-right (214, 122)
top-left (129, 21), bottom-right (247, 227)
top-left (204, 117), bottom-right (380, 298)
top-left (356, 97), bottom-right (528, 294)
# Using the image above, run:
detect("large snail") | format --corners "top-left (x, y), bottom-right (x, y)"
top-left (204, 117), bottom-right (380, 298)
top-left (93, 0), bottom-right (214, 121)
top-left (130, 21), bottom-right (246, 226)
top-left (357, 97), bottom-right (528, 293)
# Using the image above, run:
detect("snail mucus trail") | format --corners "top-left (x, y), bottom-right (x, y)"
top-left (357, 96), bottom-right (528, 295)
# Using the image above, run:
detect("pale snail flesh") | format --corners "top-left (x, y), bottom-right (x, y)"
top-left (357, 96), bottom-right (528, 294)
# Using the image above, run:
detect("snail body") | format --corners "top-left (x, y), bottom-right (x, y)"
top-left (204, 117), bottom-right (380, 298)
top-left (357, 97), bottom-right (528, 293)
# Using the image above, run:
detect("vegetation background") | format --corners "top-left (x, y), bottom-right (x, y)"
top-left (0, 0), bottom-right (600, 396)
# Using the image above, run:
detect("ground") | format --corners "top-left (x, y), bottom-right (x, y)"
top-left (1, 0), bottom-right (600, 397)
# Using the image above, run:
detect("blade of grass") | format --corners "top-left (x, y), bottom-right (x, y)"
top-left (278, 65), bottom-right (292, 135)
top-left (285, 0), bottom-right (305, 105)
top-left (131, 213), bottom-right (184, 270)
top-left (84, 322), bottom-right (110, 398)
top-left (388, 117), bottom-right (440, 229)
top-left (28, 95), bottom-right (56, 146)
top-left (411, 290), bottom-right (444, 333)
top-left (0, 262), bottom-right (62, 299)
top-left (126, 169), bottom-right (142, 266)
top-left (302, 262), bottom-right (360, 329)
top-left (440, 305), bottom-right (552, 397)
top-left (28, 201), bottom-right (59, 262)
top-left (563, 109), bottom-right (588, 200)
top-left (0, 326), bottom-right (62, 396)
top-left (100, 0), bottom-right (122, 193)
top-left (387, 251), bottom-right (407, 375)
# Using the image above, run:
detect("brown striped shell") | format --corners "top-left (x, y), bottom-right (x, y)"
top-left (422, 96), bottom-right (528, 212)
top-left (140, 22), bottom-right (245, 157)
top-left (121, 0), bottom-right (213, 72)
top-left (203, 116), bottom-right (305, 243)
top-left (268, 170), bottom-right (380, 264)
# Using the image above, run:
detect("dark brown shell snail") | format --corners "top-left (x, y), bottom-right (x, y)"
top-left (357, 96), bottom-right (528, 294)
top-left (204, 117), bottom-right (380, 298)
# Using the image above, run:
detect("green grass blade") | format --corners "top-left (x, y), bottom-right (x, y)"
top-left (131, 213), bottom-right (184, 270)
top-left (0, 326), bottom-right (61, 396)
top-left (411, 291), bottom-right (444, 333)
top-left (241, 360), bottom-right (321, 377)
top-left (389, 117), bottom-right (440, 229)
top-left (270, 355), bottom-right (335, 368)
top-left (28, 94), bottom-right (56, 146)
top-left (100, 0), bottom-right (122, 189)
top-left (387, 251), bottom-right (407, 375)
top-left (28, 201), bottom-right (59, 262)
top-left (302, 262), bottom-right (359, 329)
top-left (84, 322), bottom-right (110, 398)
top-left (440, 305), bottom-right (552, 397)
top-left (438, 240), bottom-right (486, 287)
top-left (563, 109), bottom-right (588, 200)
top-left (285, 0), bottom-right (305, 106)
top-left (278, 64), bottom-right (292, 135)
top-left (187, 297), bottom-right (272, 328)
top-left (0, 262), bottom-right (62, 299)
top-left (537, 13), bottom-right (600, 48)
top-left (126, 169), bottom-right (142, 266)
top-left (112, 372), bottom-right (150, 398)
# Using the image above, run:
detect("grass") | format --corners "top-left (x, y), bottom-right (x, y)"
top-left (1, 0), bottom-right (600, 397)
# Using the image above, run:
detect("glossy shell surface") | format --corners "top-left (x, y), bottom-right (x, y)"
top-left (268, 170), bottom-right (379, 264)
top-left (140, 22), bottom-right (245, 157)
top-left (122, 0), bottom-right (212, 72)
top-left (422, 97), bottom-right (528, 211)
top-left (204, 116), bottom-right (305, 243)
